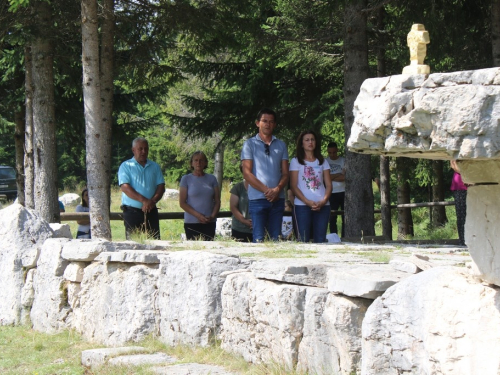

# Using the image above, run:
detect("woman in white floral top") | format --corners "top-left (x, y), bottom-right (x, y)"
top-left (289, 130), bottom-right (332, 242)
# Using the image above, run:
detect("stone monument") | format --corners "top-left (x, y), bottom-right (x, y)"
top-left (402, 24), bottom-right (430, 75)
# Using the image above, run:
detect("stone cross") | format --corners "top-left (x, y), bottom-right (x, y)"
top-left (402, 24), bottom-right (430, 75)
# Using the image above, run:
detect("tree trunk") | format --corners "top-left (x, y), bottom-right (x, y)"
top-left (213, 139), bottom-right (224, 190)
top-left (396, 157), bottom-right (413, 239)
top-left (380, 156), bottom-right (392, 239)
top-left (82, 0), bottom-right (112, 239)
top-left (343, 0), bottom-right (374, 238)
top-left (100, 0), bottom-right (114, 212)
top-left (431, 160), bottom-right (447, 226)
top-left (492, 0), bottom-right (500, 66)
top-left (32, 0), bottom-right (59, 223)
top-left (24, 45), bottom-right (35, 209)
top-left (376, 7), bottom-right (391, 239)
top-left (14, 110), bottom-right (25, 206)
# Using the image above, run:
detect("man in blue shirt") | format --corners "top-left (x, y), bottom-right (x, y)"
top-left (118, 137), bottom-right (165, 239)
top-left (241, 108), bottom-right (289, 242)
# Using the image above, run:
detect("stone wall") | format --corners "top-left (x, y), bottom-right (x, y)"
top-left (2, 203), bottom-right (499, 374)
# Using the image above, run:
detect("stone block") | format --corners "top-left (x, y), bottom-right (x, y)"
top-left (348, 67), bottom-right (500, 160)
top-left (30, 238), bottom-right (72, 333)
top-left (49, 223), bottom-right (73, 239)
top-left (61, 239), bottom-right (115, 261)
top-left (94, 250), bottom-right (169, 264)
top-left (73, 262), bottom-right (160, 345)
top-left (362, 267), bottom-right (500, 375)
top-left (0, 204), bottom-right (53, 325)
top-left (157, 251), bottom-right (247, 347)
top-left (327, 264), bottom-right (409, 299)
top-left (250, 259), bottom-right (330, 287)
top-left (59, 193), bottom-right (80, 206)
top-left (81, 346), bottom-right (145, 368)
top-left (389, 259), bottom-right (420, 274)
top-left (63, 261), bottom-right (87, 282)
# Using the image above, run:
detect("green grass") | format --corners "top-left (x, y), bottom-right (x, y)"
top-left (0, 326), bottom-right (307, 375)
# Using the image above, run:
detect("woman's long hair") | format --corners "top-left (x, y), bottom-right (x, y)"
top-left (81, 188), bottom-right (89, 208)
top-left (295, 130), bottom-right (324, 165)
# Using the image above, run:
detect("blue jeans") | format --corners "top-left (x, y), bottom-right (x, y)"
top-left (294, 204), bottom-right (330, 243)
top-left (249, 199), bottom-right (285, 242)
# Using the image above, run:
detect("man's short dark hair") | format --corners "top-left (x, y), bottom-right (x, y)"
top-left (327, 142), bottom-right (338, 148)
top-left (256, 108), bottom-right (277, 122)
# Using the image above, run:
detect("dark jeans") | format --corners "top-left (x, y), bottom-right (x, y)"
top-left (232, 229), bottom-right (253, 242)
top-left (76, 231), bottom-right (91, 239)
top-left (249, 198), bottom-right (285, 242)
top-left (122, 205), bottom-right (160, 240)
top-left (329, 192), bottom-right (345, 237)
top-left (294, 204), bottom-right (330, 243)
top-left (453, 190), bottom-right (467, 245)
top-left (184, 222), bottom-right (216, 241)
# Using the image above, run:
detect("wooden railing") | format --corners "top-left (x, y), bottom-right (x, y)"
top-left (60, 201), bottom-right (456, 221)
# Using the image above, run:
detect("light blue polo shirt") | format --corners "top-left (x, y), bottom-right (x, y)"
top-left (241, 134), bottom-right (288, 200)
top-left (118, 157), bottom-right (165, 209)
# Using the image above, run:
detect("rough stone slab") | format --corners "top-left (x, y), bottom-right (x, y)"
top-left (0, 204), bottom-right (53, 325)
top-left (390, 259), bottom-right (420, 274)
top-left (348, 67), bottom-right (500, 160)
top-left (250, 259), bottom-right (331, 287)
top-left (49, 223), bottom-right (73, 239)
top-left (81, 346), bottom-right (145, 368)
top-left (73, 262), bottom-right (160, 345)
top-left (61, 239), bottom-right (116, 261)
top-left (157, 251), bottom-right (247, 347)
top-left (466, 184), bottom-right (500, 286)
top-left (362, 267), bottom-right (500, 375)
top-left (94, 250), bottom-right (169, 264)
top-left (409, 253), bottom-right (434, 271)
top-left (296, 287), bottom-right (371, 375)
top-left (63, 261), bottom-right (87, 282)
top-left (30, 238), bottom-right (72, 333)
top-left (221, 272), bottom-right (306, 368)
top-left (20, 268), bottom-right (36, 325)
top-left (108, 353), bottom-right (176, 366)
top-left (327, 264), bottom-right (410, 299)
top-left (112, 241), bottom-right (168, 251)
top-left (153, 363), bottom-right (236, 375)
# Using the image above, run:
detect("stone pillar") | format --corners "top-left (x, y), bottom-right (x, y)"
top-left (459, 160), bottom-right (500, 286)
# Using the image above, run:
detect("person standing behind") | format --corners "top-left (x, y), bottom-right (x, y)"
top-left (290, 130), bottom-right (331, 243)
top-left (450, 160), bottom-right (467, 246)
top-left (118, 137), bottom-right (165, 239)
top-left (241, 108), bottom-right (289, 242)
top-left (179, 151), bottom-right (221, 241)
top-left (229, 164), bottom-right (253, 242)
top-left (325, 142), bottom-right (346, 237)
top-left (76, 188), bottom-right (91, 239)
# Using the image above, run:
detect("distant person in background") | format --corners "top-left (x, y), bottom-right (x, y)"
top-left (229, 164), bottom-right (253, 242)
top-left (76, 188), bottom-right (91, 239)
top-left (118, 137), bottom-right (166, 239)
top-left (290, 130), bottom-right (331, 243)
top-left (450, 160), bottom-right (467, 246)
top-left (325, 142), bottom-right (345, 237)
top-left (58, 200), bottom-right (65, 213)
top-left (179, 151), bottom-right (221, 240)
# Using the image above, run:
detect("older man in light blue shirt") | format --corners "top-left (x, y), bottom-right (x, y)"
top-left (118, 137), bottom-right (165, 239)
top-left (241, 108), bottom-right (289, 242)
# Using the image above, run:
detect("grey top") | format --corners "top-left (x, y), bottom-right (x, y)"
top-left (179, 173), bottom-right (219, 223)
top-left (230, 181), bottom-right (252, 234)
top-left (241, 134), bottom-right (288, 200)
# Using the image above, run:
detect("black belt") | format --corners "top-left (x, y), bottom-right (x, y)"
top-left (121, 205), bottom-right (143, 213)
